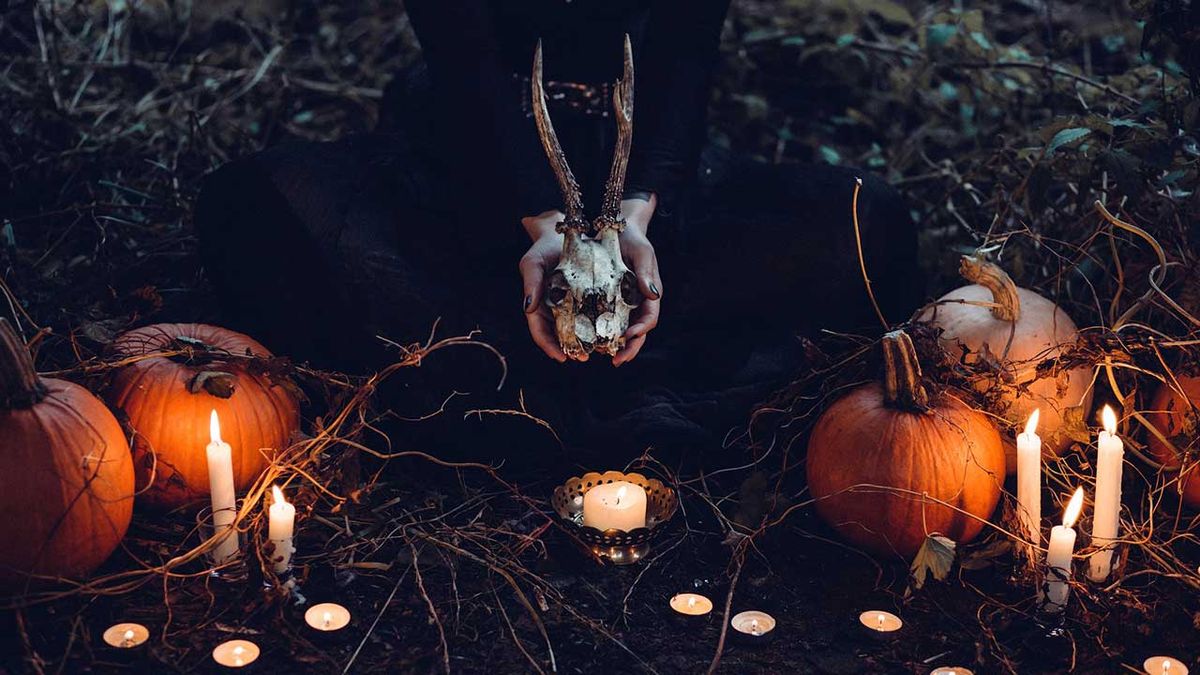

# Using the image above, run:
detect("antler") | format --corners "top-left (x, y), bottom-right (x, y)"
top-left (531, 40), bottom-right (587, 232)
top-left (597, 34), bottom-right (634, 231)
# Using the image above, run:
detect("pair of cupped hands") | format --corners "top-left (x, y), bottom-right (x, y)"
top-left (518, 196), bottom-right (662, 366)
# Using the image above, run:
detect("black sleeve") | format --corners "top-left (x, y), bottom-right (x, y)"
top-left (626, 0), bottom-right (730, 209)
top-left (405, 1), bottom-right (563, 217)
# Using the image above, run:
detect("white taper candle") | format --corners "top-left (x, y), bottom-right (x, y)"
top-left (1016, 409), bottom-right (1042, 554)
top-left (267, 485), bottom-right (295, 574)
top-left (206, 410), bottom-right (239, 564)
top-left (1089, 405), bottom-right (1124, 582)
top-left (1042, 487), bottom-right (1084, 612)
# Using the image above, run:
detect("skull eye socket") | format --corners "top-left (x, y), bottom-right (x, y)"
top-left (546, 270), bottom-right (570, 306)
top-left (620, 270), bottom-right (642, 306)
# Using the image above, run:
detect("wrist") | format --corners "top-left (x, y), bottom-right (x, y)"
top-left (522, 209), bottom-right (565, 241)
top-left (620, 193), bottom-right (657, 236)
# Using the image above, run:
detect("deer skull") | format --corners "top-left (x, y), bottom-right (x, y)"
top-left (531, 36), bottom-right (642, 360)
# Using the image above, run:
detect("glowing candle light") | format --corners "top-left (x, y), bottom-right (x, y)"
top-left (305, 603), bottom-right (352, 632)
top-left (582, 481), bottom-right (647, 532)
top-left (206, 410), bottom-right (239, 564)
top-left (1089, 405), bottom-right (1124, 582)
top-left (1144, 656), bottom-right (1188, 675)
top-left (730, 610), bottom-right (776, 642)
top-left (102, 623), bottom-right (149, 649)
top-left (1043, 487), bottom-right (1085, 612)
top-left (1016, 409), bottom-right (1043, 554)
top-left (859, 610), bottom-right (902, 633)
top-left (266, 485), bottom-right (295, 574)
top-left (212, 639), bottom-right (259, 668)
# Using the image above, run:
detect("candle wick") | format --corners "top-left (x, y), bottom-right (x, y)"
top-left (876, 613), bottom-right (884, 629)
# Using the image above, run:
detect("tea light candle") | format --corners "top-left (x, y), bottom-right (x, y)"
top-left (212, 639), bottom-right (259, 668)
top-left (1089, 405), bottom-right (1124, 582)
top-left (1144, 656), bottom-right (1188, 675)
top-left (266, 485), bottom-right (295, 574)
top-left (207, 410), bottom-right (240, 564)
top-left (1016, 409), bottom-right (1043, 553)
top-left (582, 481), bottom-right (646, 532)
top-left (730, 610), bottom-right (776, 644)
top-left (1043, 487), bottom-right (1085, 612)
top-left (305, 603), bottom-right (352, 632)
top-left (102, 623), bottom-right (149, 649)
top-left (859, 610), bottom-right (902, 633)
top-left (929, 668), bottom-right (973, 675)
top-left (669, 593), bottom-right (713, 617)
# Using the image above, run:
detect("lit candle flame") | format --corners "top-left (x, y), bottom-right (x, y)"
top-left (122, 629), bottom-right (135, 645)
top-left (1063, 487), bottom-right (1085, 528)
top-left (1024, 408), bottom-right (1040, 436)
top-left (615, 485), bottom-right (627, 506)
top-left (233, 645), bottom-right (244, 667)
top-left (687, 596), bottom-right (696, 609)
top-left (1163, 661), bottom-right (1171, 674)
top-left (210, 409), bottom-right (222, 445)
top-left (272, 485), bottom-right (286, 506)
top-left (1101, 405), bottom-right (1117, 435)
top-left (323, 611), bottom-right (332, 628)
top-left (750, 618), bottom-right (760, 636)
top-left (876, 613), bottom-right (884, 629)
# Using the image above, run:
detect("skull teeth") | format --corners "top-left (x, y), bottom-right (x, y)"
top-left (573, 315), bottom-right (597, 346)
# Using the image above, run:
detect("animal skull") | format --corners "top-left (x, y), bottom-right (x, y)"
top-left (531, 36), bottom-right (642, 360)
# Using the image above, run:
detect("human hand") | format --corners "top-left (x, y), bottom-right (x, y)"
top-left (613, 196), bottom-right (662, 366)
top-left (518, 196), bottom-right (661, 365)
top-left (519, 210), bottom-right (568, 362)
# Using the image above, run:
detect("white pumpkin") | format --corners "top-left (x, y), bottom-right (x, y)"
top-left (919, 255), bottom-right (1093, 472)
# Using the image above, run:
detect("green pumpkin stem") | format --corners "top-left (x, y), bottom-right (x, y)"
top-left (881, 329), bottom-right (929, 411)
top-left (959, 255), bottom-right (1021, 322)
top-left (0, 318), bottom-right (48, 409)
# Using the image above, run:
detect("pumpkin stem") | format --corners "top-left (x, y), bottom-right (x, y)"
top-left (0, 318), bottom-right (48, 408)
top-left (881, 329), bottom-right (929, 411)
top-left (959, 255), bottom-right (1021, 322)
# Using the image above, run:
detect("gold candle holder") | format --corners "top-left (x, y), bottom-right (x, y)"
top-left (552, 471), bottom-right (677, 565)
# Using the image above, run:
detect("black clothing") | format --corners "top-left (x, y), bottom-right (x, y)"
top-left (403, 0), bottom-right (729, 216)
top-left (194, 2), bottom-right (921, 460)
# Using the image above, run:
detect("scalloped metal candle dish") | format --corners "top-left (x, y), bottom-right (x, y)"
top-left (552, 471), bottom-right (678, 565)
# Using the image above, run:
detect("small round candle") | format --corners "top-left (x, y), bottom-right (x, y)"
top-left (1144, 656), bottom-right (1189, 675)
top-left (305, 603), bottom-right (352, 632)
top-left (212, 639), bottom-right (260, 668)
top-left (669, 593), bottom-right (713, 617)
top-left (859, 610), bottom-right (903, 633)
top-left (930, 668), bottom-right (974, 675)
top-left (730, 610), bottom-right (776, 637)
top-left (102, 623), bottom-right (149, 648)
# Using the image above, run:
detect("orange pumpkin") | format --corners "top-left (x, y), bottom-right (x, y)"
top-left (0, 319), bottom-right (134, 590)
top-left (919, 255), bottom-right (1093, 472)
top-left (806, 330), bottom-right (1006, 559)
top-left (1144, 376), bottom-right (1200, 508)
top-left (107, 324), bottom-right (300, 510)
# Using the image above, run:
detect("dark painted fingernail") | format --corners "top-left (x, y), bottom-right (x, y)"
top-left (523, 295), bottom-right (533, 312)
top-left (649, 283), bottom-right (660, 299)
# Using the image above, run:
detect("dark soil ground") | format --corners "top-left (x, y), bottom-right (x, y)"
top-left (2, 1), bottom-right (1199, 673)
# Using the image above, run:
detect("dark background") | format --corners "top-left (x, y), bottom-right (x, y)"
top-left (1, 1), bottom-right (1198, 673)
